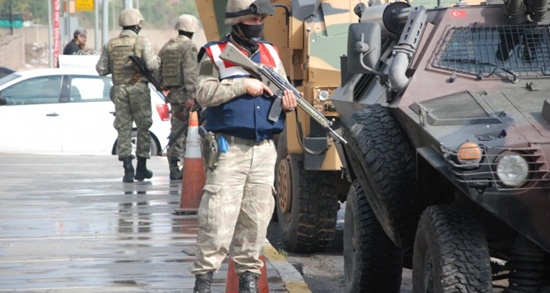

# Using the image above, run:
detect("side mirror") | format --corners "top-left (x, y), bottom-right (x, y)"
top-left (346, 23), bottom-right (382, 74)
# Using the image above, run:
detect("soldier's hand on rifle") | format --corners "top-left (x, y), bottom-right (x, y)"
top-left (185, 98), bottom-right (196, 109)
top-left (162, 89), bottom-right (170, 97)
top-left (245, 78), bottom-right (273, 97)
top-left (282, 89), bottom-right (298, 112)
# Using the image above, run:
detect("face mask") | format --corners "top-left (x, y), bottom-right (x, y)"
top-left (236, 23), bottom-right (263, 42)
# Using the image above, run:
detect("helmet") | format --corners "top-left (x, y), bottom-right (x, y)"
top-left (174, 14), bottom-right (199, 33)
top-left (225, 0), bottom-right (275, 25)
top-left (119, 8), bottom-right (144, 27)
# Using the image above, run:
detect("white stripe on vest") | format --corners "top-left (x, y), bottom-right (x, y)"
top-left (209, 43), bottom-right (281, 80)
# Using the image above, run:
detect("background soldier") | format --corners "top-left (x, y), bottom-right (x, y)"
top-left (190, 0), bottom-right (297, 292)
top-left (96, 8), bottom-right (161, 183)
top-left (158, 14), bottom-right (200, 180)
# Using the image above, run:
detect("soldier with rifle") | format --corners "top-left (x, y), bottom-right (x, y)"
top-left (189, 0), bottom-right (297, 292)
top-left (96, 8), bottom-right (160, 183)
top-left (158, 14), bottom-right (200, 180)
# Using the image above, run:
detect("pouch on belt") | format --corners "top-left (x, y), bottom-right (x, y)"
top-left (199, 126), bottom-right (219, 170)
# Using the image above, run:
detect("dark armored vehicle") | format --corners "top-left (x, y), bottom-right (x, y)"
top-left (331, 0), bottom-right (550, 291)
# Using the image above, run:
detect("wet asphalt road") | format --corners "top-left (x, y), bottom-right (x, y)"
top-left (0, 154), bottom-right (287, 293)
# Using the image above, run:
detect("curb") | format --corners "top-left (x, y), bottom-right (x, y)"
top-left (264, 242), bottom-right (312, 293)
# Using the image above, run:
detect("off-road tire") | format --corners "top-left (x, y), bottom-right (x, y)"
top-left (413, 205), bottom-right (492, 292)
top-left (275, 130), bottom-right (340, 253)
top-left (344, 180), bottom-right (402, 293)
top-left (342, 104), bottom-right (421, 251)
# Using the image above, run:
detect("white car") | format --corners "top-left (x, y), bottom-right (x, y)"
top-left (0, 68), bottom-right (171, 155)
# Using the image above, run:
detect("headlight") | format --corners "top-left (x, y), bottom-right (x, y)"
top-left (495, 152), bottom-right (529, 187)
top-left (318, 90), bottom-right (330, 101)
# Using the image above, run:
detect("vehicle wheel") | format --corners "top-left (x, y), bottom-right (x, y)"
top-left (113, 130), bottom-right (160, 156)
top-left (342, 104), bottom-right (422, 251)
top-left (275, 131), bottom-right (340, 253)
top-left (413, 205), bottom-right (492, 292)
top-left (344, 180), bottom-right (402, 293)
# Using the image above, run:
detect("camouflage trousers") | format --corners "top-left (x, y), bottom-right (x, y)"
top-left (167, 89), bottom-right (189, 159)
top-left (190, 137), bottom-right (276, 275)
top-left (111, 83), bottom-right (152, 160)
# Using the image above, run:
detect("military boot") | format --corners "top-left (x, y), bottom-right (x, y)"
top-left (239, 271), bottom-right (259, 293)
top-left (134, 156), bottom-right (153, 181)
top-left (121, 157), bottom-right (134, 183)
top-left (169, 156), bottom-right (182, 180)
top-left (193, 272), bottom-right (213, 293)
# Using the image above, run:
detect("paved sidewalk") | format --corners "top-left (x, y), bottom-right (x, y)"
top-left (0, 154), bottom-right (310, 292)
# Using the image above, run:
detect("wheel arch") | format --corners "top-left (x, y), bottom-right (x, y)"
top-left (111, 128), bottom-right (162, 156)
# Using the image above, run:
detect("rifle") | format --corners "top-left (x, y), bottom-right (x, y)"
top-left (219, 42), bottom-right (347, 144)
top-left (165, 103), bottom-right (202, 149)
top-left (128, 54), bottom-right (168, 103)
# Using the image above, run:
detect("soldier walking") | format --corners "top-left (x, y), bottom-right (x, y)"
top-left (96, 8), bottom-right (161, 183)
top-left (158, 14), bottom-right (200, 180)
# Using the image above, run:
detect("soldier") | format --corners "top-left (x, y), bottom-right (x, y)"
top-left (158, 14), bottom-right (200, 180)
top-left (189, 0), bottom-right (297, 292)
top-left (96, 8), bottom-right (161, 183)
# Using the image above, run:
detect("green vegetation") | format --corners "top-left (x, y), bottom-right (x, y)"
top-left (0, 0), bottom-right (198, 29)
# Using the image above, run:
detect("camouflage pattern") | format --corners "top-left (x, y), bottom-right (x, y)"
top-left (190, 139), bottom-right (276, 275)
top-left (158, 35), bottom-right (198, 158)
top-left (167, 92), bottom-right (187, 158)
top-left (158, 36), bottom-right (198, 90)
top-left (96, 29), bottom-right (160, 160)
top-left (111, 83), bottom-right (152, 159)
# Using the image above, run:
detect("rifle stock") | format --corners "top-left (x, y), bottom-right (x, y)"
top-left (128, 55), bottom-right (167, 103)
top-left (219, 42), bottom-right (347, 144)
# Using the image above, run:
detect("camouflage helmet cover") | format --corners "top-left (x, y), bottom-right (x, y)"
top-left (119, 8), bottom-right (144, 27)
top-left (225, 0), bottom-right (275, 25)
top-left (174, 14), bottom-right (199, 33)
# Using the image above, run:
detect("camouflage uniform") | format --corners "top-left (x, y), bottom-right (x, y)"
top-left (96, 30), bottom-right (159, 159)
top-left (158, 15), bottom-right (199, 180)
top-left (96, 8), bottom-right (160, 183)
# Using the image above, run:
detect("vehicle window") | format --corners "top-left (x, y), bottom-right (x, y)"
top-left (433, 25), bottom-right (550, 78)
top-left (0, 75), bottom-right (62, 105)
top-left (0, 73), bottom-right (20, 87)
top-left (69, 76), bottom-right (112, 102)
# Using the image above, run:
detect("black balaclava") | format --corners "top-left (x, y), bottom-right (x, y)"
top-left (179, 30), bottom-right (194, 39)
top-left (123, 25), bottom-right (141, 35)
top-left (231, 22), bottom-right (264, 53)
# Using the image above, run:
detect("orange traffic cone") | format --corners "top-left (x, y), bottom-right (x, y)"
top-left (225, 249), bottom-right (269, 293)
top-left (174, 110), bottom-right (205, 215)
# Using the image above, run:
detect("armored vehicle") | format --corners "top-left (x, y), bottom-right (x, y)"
top-left (196, 0), bottom-right (386, 252)
top-left (332, 0), bottom-right (550, 291)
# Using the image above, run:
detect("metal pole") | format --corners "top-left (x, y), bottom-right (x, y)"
top-left (94, 0), bottom-right (99, 52)
top-left (123, 0), bottom-right (132, 9)
top-left (9, 0), bottom-right (13, 35)
top-left (102, 0), bottom-right (109, 45)
top-left (48, 0), bottom-right (53, 67)
top-left (65, 0), bottom-right (71, 46)
top-left (136, 0), bottom-right (139, 10)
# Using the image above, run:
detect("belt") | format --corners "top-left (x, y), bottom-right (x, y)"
top-left (219, 134), bottom-right (269, 147)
